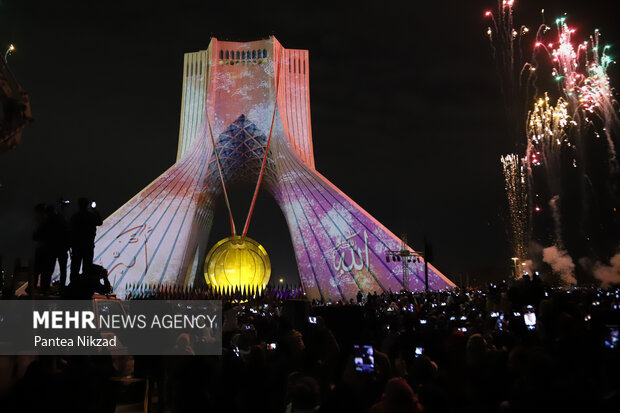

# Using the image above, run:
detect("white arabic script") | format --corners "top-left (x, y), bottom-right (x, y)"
top-left (332, 230), bottom-right (370, 276)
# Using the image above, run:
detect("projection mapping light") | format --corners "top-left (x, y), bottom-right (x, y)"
top-left (54, 37), bottom-right (455, 300)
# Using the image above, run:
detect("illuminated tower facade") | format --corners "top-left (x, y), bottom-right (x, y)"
top-left (76, 37), bottom-right (455, 299)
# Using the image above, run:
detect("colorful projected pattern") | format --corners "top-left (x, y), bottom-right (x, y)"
top-left (55, 37), bottom-right (455, 300)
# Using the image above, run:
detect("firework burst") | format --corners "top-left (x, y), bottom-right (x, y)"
top-left (487, 1), bottom-right (620, 282)
top-left (546, 20), bottom-right (618, 167)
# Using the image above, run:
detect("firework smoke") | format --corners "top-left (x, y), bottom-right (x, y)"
top-left (579, 253), bottom-right (620, 287)
top-left (542, 245), bottom-right (577, 286)
top-left (548, 195), bottom-right (563, 247)
top-left (592, 253), bottom-right (620, 287)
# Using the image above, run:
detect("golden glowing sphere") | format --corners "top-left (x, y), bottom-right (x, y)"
top-left (204, 236), bottom-right (271, 291)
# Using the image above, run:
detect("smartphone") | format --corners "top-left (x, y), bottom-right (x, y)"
top-left (353, 345), bottom-right (375, 373)
top-left (419, 319), bottom-right (427, 325)
top-left (414, 347), bottom-right (423, 358)
top-left (449, 316), bottom-right (456, 321)
top-left (490, 312), bottom-right (499, 318)
top-left (524, 312), bottom-right (536, 330)
top-left (91, 201), bottom-right (97, 208)
top-left (308, 316), bottom-right (317, 324)
top-left (267, 343), bottom-right (277, 351)
top-left (604, 325), bottom-right (618, 349)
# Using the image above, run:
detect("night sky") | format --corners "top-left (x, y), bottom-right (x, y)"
top-left (1, 0), bottom-right (618, 285)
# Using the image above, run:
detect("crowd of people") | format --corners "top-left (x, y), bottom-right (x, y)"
top-left (1, 275), bottom-right (618, 412)
top-left (2, 206), bottom-right (619, 412)
top-left (167, 278), bottom-right (618, 413)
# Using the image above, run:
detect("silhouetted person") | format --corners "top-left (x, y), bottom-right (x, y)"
top-left (70, 198), bottom-right (102, 279)
top-left (44, 204), bottom-right (70, 289)
top-left (32, 203), bottom-right (53, 293)
top-left (65, 264), bottom-right (111, 299)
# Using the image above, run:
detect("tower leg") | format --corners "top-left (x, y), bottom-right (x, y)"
top-left (271, 139), bottom-right (454, 301)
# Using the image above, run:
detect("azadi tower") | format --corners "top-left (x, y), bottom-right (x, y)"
top-left (77, 37), bottom-right (455, 300)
